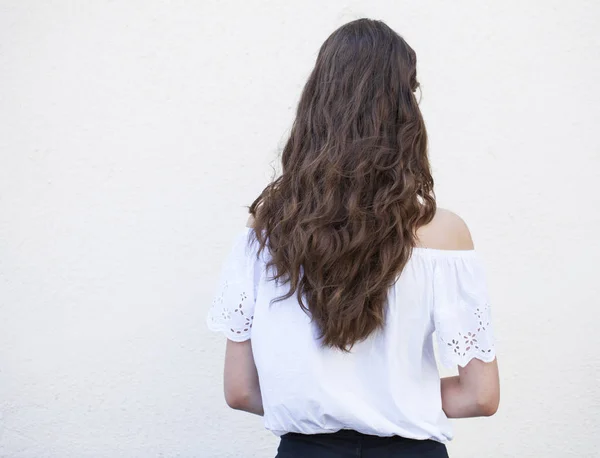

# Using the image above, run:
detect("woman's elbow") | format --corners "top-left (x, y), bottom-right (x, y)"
top-left (224, 387), bottom-right (252, 411)
top-left (476, 391), bottom-right (500, 416)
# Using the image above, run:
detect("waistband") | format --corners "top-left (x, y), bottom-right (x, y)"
top-left (283, 429), bottom-right (436, 444)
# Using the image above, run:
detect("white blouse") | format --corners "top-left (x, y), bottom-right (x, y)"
top-left (207, 226), bottom-right (496, 443)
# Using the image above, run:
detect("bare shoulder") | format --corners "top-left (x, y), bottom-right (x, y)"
top-left (246, 214), bottom-right (255, 228)
top-left (415, 208), bottom-right (475, 250)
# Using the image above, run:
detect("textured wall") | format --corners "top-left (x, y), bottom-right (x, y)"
top-left (1, 1), bottom-right (599, 457)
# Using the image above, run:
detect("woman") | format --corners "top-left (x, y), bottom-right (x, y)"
top-left (207, 18), bottom-right (499, 458)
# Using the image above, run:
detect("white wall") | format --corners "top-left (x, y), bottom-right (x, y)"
top-left (1, 1), bottom-right (599, 457)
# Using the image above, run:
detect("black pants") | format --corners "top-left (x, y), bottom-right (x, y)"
top-left (276, 429), bottom-right (449, 457)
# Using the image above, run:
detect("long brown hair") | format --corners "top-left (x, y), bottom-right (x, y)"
top-left (248, 18), bottom-right (436, 351)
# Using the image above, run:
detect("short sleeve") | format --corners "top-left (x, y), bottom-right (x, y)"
top-left (432, 252), bottom-right (496, 368)
top-left (206, 227), bottom-right (260, 342)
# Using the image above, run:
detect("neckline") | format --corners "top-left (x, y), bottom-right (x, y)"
top-left (411, 246), bottom-right (478, 257)
top-left (244, 226), bottom-right (478, 257)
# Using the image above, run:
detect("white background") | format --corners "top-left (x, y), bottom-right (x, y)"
top-left (1, 1), bottom-right (599, 457)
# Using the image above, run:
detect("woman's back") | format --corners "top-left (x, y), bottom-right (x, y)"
top-left (207, 209), bottom-right (497, 443)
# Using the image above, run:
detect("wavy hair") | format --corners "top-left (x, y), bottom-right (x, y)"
top-left (247, 18), bottom-right (436, 351)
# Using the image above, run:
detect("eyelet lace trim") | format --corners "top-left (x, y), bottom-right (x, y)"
top-left (207, 279), bottom-right (254, 340)
top-left (436, 302), bottom-right (495, 367)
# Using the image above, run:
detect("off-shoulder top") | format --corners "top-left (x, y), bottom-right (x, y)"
top-left (207, 227), bottom-right (496, 443)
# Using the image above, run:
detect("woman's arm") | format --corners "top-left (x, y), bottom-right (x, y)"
top-left (424, 211), bottom-right (500, 418)
top-left (223, 339), bottom-right (264, 416)
top-left (441, 358), bottom-right (500, 418)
